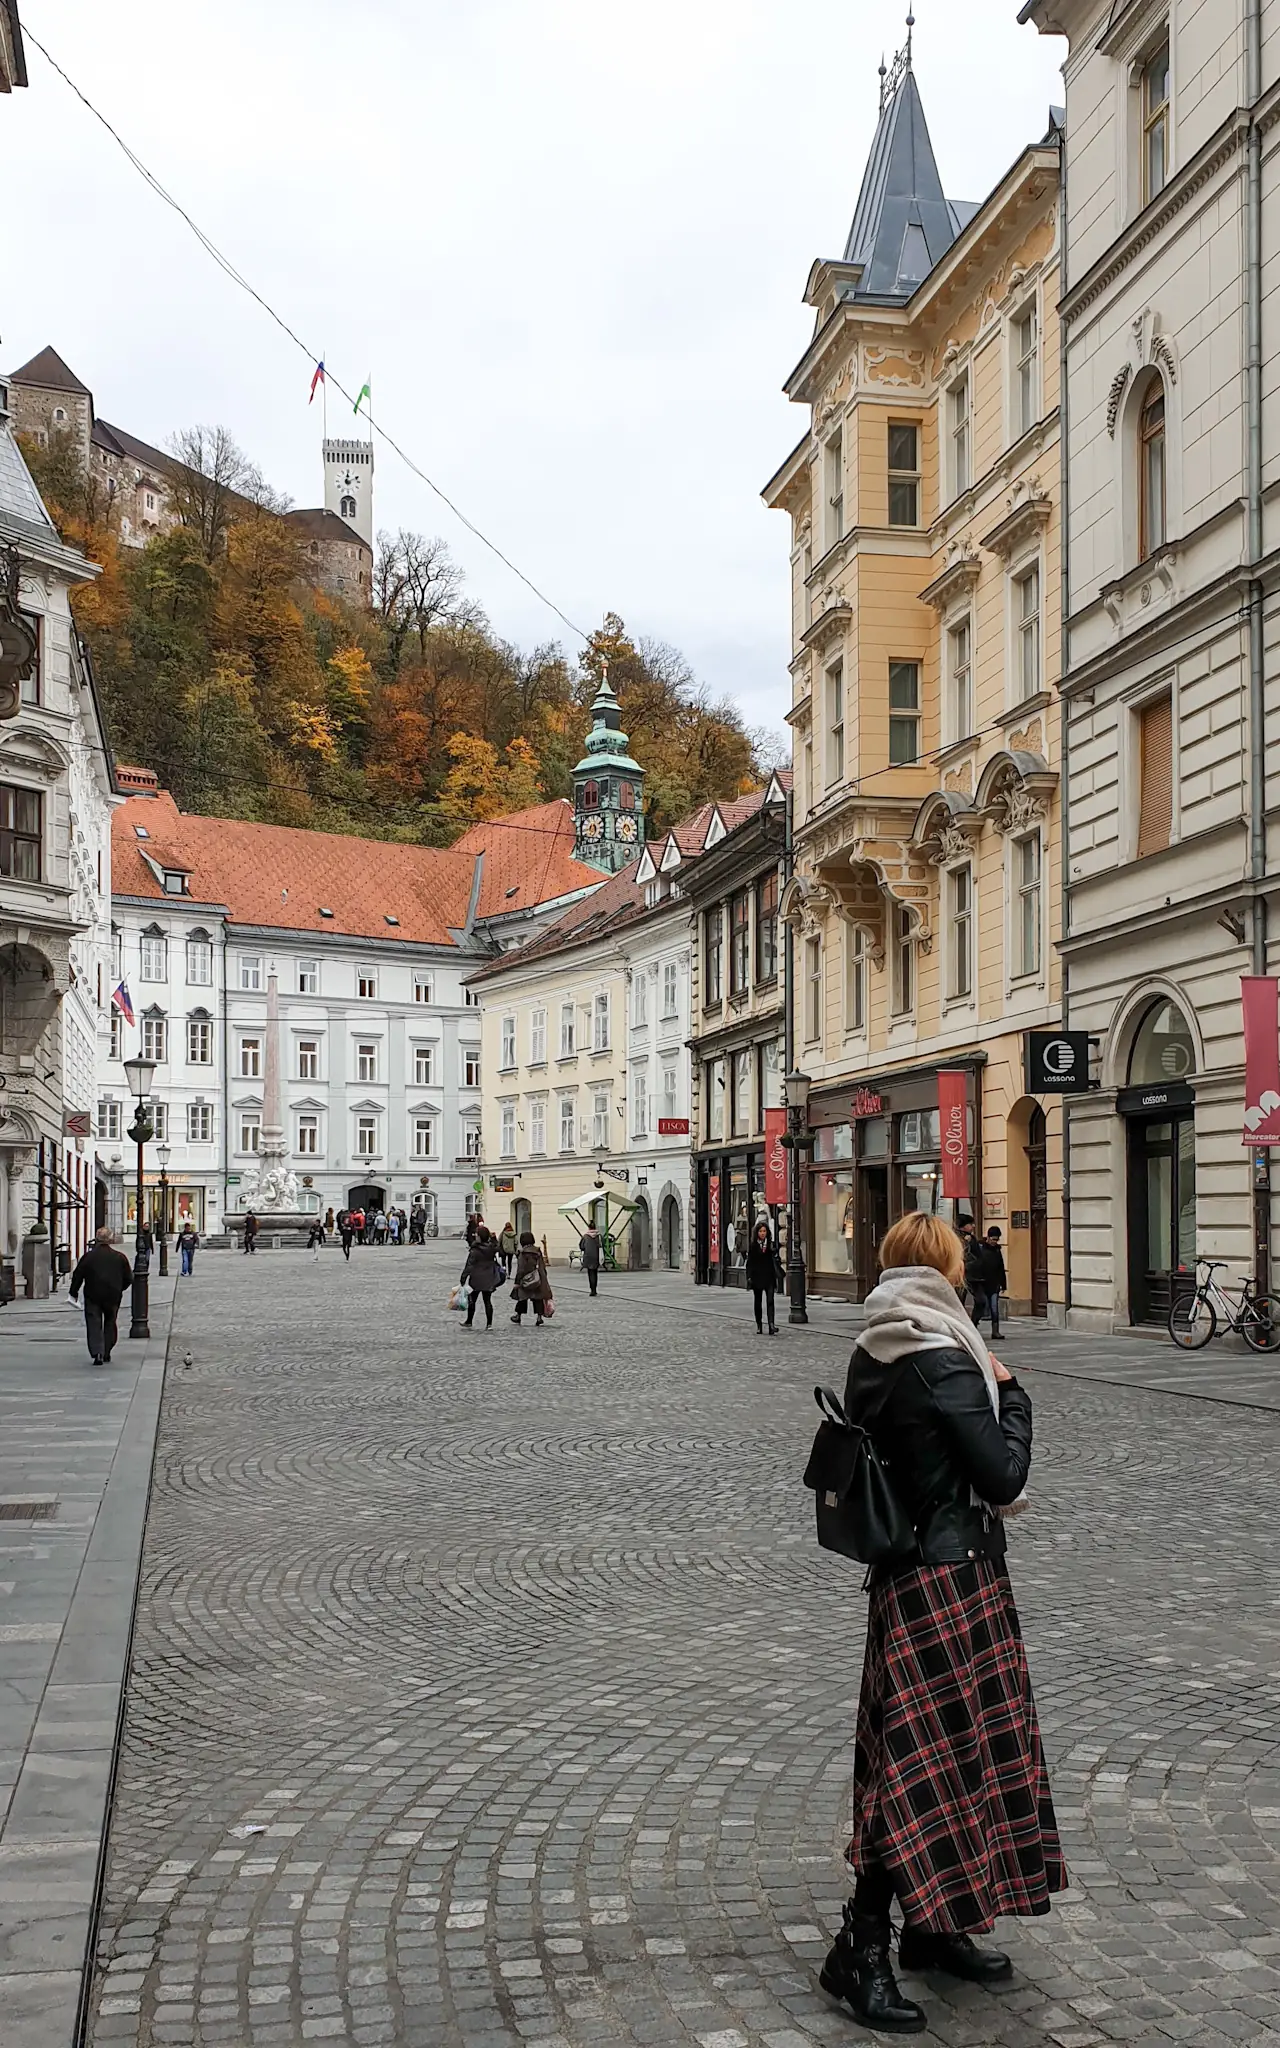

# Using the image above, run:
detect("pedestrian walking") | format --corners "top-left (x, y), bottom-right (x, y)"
top-left (969, 1226), bottom-right (1007, 1339)
top-left (307, 1220), bottom-right (326, 1263)
top-left (745, 1219), bottom-right (780, 1335)
top-left (338, 1209), bottom-right (355, 1262)
top-left (510, 1232), bottom-right (551, 1328)
top-left (351, 1207), bottom-right (365, 1245)
top-left (465, 1210), bottom-right (484, 1248)
top-left (460, 1228), bottom-right (503, 1329)
top-left (819, 1210), bottom-right (1062, 2034)
top-left (388, 1210), bottom-right (401, 1246)
top-left (409, 1204), bottom-right (425, 1245)
top-left (243, 1212), bottom-right (259, 1255)
top-left (324, 1207), bottom-right (335, 1237)
top-left (176, 1224), bottom-right (199, 1277)
top-left (578, 1221), bottom-right (602, 1296)
top-left (68, 1228), bottom-right (134, 1366)
top-left (498, 1221), bottom-right (517, 1278)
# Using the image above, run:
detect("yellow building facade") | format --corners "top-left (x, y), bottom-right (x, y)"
top-left (764, 60), bottom-right (1066, 1314)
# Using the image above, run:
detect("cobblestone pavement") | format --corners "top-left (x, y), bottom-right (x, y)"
top-left (85, 1245), bottom-right (1280, 2047)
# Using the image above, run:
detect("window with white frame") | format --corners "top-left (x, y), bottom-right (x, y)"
top-left (888, 660), bottom-right (920, 764)
top-left (888, 420), bottom-right (920, 527)
top-left (559, 1096), bottom-right (576, 1153)
top-left (298, 1039), bottom-right (319, 1079)
top-left (824, 427), bottom-right (844, 548)
top-left (632, 1067), bottom-right (649, 1137)
top-left (240, 955), bottom-right (261, 991)
top-left (240, 1114), bottom-right (261, 1154)
top-left (239, 1037), bottom-right (261, 1078)
top-left (592, 1090), bottom-right (610, 1147)
top-left (139, 928), bottom-right (167, 981)
top-left (141, 1012), bottom-right (167, 1062)
top-left (98, 1099), bottom-right (122, 1141)
top-left (500, 1103), bottom-right (516, 1157)
top-left (706, 1056), bottom-right (726, 1141)
top-left (661, 1059), bottom-right (678, 1123)
top-left (804, 935), bottom-right (822, 1043)
top-left (464, 1190), bottom-right (483, 1220)
top-left (151, 1101), bottom-right (169, 1143)
top-left (1014, 833), bottom-right (1043, 977)
top-left (1014, 563), bottom-right (1041, 699)
top-left (500, 1016), bottom-right (516, 1069)
top-left (463, 1048), bottom-right (481, 1087)
top-left (948, 618), bottom-right (972, 742)
top-left (1012, 302), bottom-right (1038, 438)
top-left (297, 959), bottom-right (318, 995)
top-left (761, 1036), bottom-right (784, 1110)
top-left (891, 904), bottom-right (915, 1015)
top-left (948, 864), bottom-right (974, 1001)
top-left (662, 962), bottom-right (679, 1018)
top-left (845, 925), bottom-right (868, 1032)
top-left (355, 1116), bottom-right (377, 1157)
top-left (1141, 37), bottom-right (1170, 205)
top-left (296, 1114), bottom-right (319, 1156)
top-left (187, 1102), bottom-right (212, 1144)
top-left (413, 1045), bottom-right (434, 1085)
top-left (109, 1011), bottom-right (123, 1060)
top-left (357, 966), bottom-right (377, 1000)
top-left (413, 1116), bottom-right (435, 1158)
top-left (530, 1008), bottom-right (547, 1064)
top-left (632, 975), bottom-right (648, 1027)
top-left (111, 928), bottom-right (123, 977)
top-left (731, 1047), bottom-right (752, 1138)
top-left (187, 1016), bottom-right (212, 1064)
top-left (530, 1098), bottom-right (547, 1154)
top-left (186, 934), bottom-right (213, 985)
top-left (826, 660), bottom-right (845, 785)
top-left (559, 1002), bottom-right (576, 1057)
top-left (463, 1124), bottom-right (482, 1160)
top-left (413, 972), bottom-right (432, 1004)
top-left (464, 986), bottom-right (480, 1007)
top-left (948, 373), bottom-right (971, 498)
top-left (593, 992), bottom-right (610, 1051)
top-left (357, 1042), bottom-right (378, 1082)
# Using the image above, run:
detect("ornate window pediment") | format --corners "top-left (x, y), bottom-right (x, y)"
top-left (0, 727), bottom-right (68, 783)
top-left (919, 547), bottom-right (982, 614)
top-left (976, 748), bottom-right (1058, 832)
top-left (911, 789), bottom-right (983, 862)
top-left (980, 481), bottom-right (1052, 562)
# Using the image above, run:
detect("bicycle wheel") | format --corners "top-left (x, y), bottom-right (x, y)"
top-left (1241, 1295), bottom-right (1280, 1352)
top-left (1169, 1292), bottom-right (1216, 1348)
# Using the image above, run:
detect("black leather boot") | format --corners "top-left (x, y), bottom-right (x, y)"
top-left (819, 1903), bottom-right (926, 2034)
top-left (897, 1924), bottom-right (1012, 1982)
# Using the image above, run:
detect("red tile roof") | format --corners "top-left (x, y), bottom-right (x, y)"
top-left (454, 801), bottom-right (602, 917)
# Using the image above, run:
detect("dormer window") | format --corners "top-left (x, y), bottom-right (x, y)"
top-left (162, 869), bottom-right (187, 895)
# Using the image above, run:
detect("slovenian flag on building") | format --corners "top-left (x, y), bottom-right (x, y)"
top-left (309, 360), bottom-right (325, 404)
top-left (111, 981), bottom-right (135, 1026)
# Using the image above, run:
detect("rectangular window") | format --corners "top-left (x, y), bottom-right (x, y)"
top-left (152, 1101), bottom-right (169, 1143)
top-left (560, 1097), bottom-right (576, 1152)
top-left (949, 374), bottom-right (971, 497)
top-left (139, 931), bottom-right (167, 981)
top-left (298, 1039), bottom-right (319, 1080)
top-left (186, 937), bottom-right (213, 985)
top-left (592, 1091), bottom-right (610, 1148)
top-left (109, 1011), bottom-right (123, 1060)
top-left (662, 960), bottom-right (679, 1017)
top-left (355, 1116), bottom-right (377, 1157)
top-left (761, 1037), bottom-right (783, 1110)
top-left (187, 1102), bottom-right (212, 1144)
top-left (98, 1099), bottom-right (122, 1141)
top-left (1013, 303), bottom-right (1038, 437)
top-left (888, 660), bottom-right (921, 764)
top-left (240, 1037), bottom-right (261, 1078)
top-left (1016, 565), bottom-right (1041, 699)
top-left (297, 959), bottom-right (318, 996)
top-left (1015, 834), bottom-right (1043, 976)
top-left (729, 891), bottom-right (751, 994)
top-left (632, 975), bottom-right (648, 1027)
top-left (357, 967), bottom-right (378, 1000)
top-left (111, 929), bottom-right (123, 978)
top-left (948, 619), bottom-right (972, 741)
top-left (19, 613), bottom-right (40, 706)
top-left (240, 956), bottom-right (261, 992)
top-left (530, 1098), bottom-right (547, 1154)
top-left (140, 1014), bottom-right (167, 1062)
top-left (948, 864), bottom-right (973, 1000)
top-left (413, 1116), bottom-right (436, 1158)
top-left (1142, 39), bottom-right (1170, 203)
top-left (162, 870), bottom-right (186, 896)
top-left (559, 1002), bottom-right (576, 1057)
top-left (888, 421), bottom-right (920, 527)
top-left (187, 1017), bottom-right (212, 1065)
top-left (413, 1045), bottom-right (434, 1085)
top-left (240, 1115), bottom-right (262, 1154)
top-left (706, 1057), bottom-right (726, 1142)
top-left (1139, 386), bottom-right (1167, 557)
top-left (731, 1046), bottom-right (752, 1138)
top-left (357, 1042), bottom-right (378, 1082)
top-left (892, 905), bottom-right (914, 1015)
top-left (530, 1008), bottom-right (547, 1064)
top-left (500, 1103), bottom-right (516, 1157)
top-left (825, 427), bottom-right (844, 547)
top-left (632, 1070), bottom-right (649, 1138)
top-left (463, 1125), bottom-right (482, 1160)
top-left (755, 870), bottom-right (778, 983)
top-left (1136, 693), bottom-right (1173, 857)
top-left (593, 993), bottom-right (610, 1051)
top-left (704, 907), bottom-right (724, 1005)
top-left (413, 972), bottom-right (432, 1004)
top-left (296, 1115), bottom-right (319, 1156)
top-left (825, 660), bottom-right (845, 786)
top-left (463, 1049), bottom-right (482, 1087)
top-left (661, 1059), bottom-right (678, 1122)
top-left (804, 935), bottom-right (822, 1043)
top-left (464, 987), bottom-right (480, 1007)
top-left (501, 1016), bottom-right (516, 1070)
top-left (845, 925), bottom-right (867, 1032)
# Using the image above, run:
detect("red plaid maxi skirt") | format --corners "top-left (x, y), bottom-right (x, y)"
top-left (846, 1558), bottom-right (1065, 1934)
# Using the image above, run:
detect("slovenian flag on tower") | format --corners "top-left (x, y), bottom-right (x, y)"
top-left (111, 981), bottom-right (135, 1026)
top-left (308, 360), bottom-right (325, 404)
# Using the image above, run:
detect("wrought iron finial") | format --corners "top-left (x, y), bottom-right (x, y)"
top-left (881, 13), bottom-right (914, 112)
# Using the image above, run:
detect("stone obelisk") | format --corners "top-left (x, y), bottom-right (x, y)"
top-left (225, 969), bottom-right (309, 1242)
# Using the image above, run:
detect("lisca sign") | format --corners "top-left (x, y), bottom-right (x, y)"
top-left (937, 1070), bottom-right (970, 1201)
top-left (657, 1117), bottom-right (690, 1135)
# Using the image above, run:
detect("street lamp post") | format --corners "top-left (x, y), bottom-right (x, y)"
top-left (155, 1140), bottom-right (171, 1278)
top-left (123, 1056), bottom-right (155, 1341)
top-left (783, 1068), bottom-right (813, 1326)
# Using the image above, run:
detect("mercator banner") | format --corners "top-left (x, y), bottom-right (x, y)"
top-left (1241, 975), bottom-right (1280, 1143)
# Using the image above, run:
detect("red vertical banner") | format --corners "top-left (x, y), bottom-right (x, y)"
top-left (937, 1070), bottom-right (970, 1201)
top-left (764, 1108), bottom-right (788, 1206)
top-left (707, 1174), bottom-right (721, 1264)
top-left (1242, 976), bottom-right (1280, 1142)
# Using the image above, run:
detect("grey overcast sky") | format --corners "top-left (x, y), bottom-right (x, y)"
top-left (4, 0), bottom-right (1065, 742)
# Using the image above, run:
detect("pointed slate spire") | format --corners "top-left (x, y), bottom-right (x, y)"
top-left (842, 19), bottom-right (960, 301)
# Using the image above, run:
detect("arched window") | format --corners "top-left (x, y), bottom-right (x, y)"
top-left (1129, 997), bottom-right (1195, 1084)
top-left (1138, 379), bottom-right (1166, 559)
top-left (581, 780), bottom-right (599, 810)
top-left (340, 494), bottom-right (356, 520)
top-left (53, 406), bottom-right (67, 425)
top-left (619, 781), bottom-right (635, 811)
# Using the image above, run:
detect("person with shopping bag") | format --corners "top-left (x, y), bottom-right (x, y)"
top-left (509, 1232), bottom-right (551, 1328)
top-left (459, 1228), bottom-right (503, 1330)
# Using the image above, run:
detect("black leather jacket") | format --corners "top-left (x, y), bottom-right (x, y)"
top-left (842, 1344), bottom-right (1032, 1566)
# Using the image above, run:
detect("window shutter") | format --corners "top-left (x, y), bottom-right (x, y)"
top-left (1137, 695), bottom-right (1173, 857)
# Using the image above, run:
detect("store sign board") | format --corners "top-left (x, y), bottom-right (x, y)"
top-left (937, 1069), bottom-right (970, 1201)
top-left (489, 1176), bottom-right (515, 1194)
top-left (764, 1108), bottom-right (788, 1205)
top-left (707, 1174), bottom-right (721, 1264)
top-left (851, 1087), bottom-right (883, 1118)
top-left (657, 1117), bottom-right (690, 1135)
top-left (64, 1109), bottom-right (92, 1137)
top-left (1242, 976), bottom-right (1280, 1142)
top-left (1025, 1030), bottom-right (1092, 1094)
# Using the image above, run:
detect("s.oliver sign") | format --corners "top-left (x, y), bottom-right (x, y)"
top-left (764, 1107), bottom-right (788, 1206)
top-left (937, 1070), bottom-right (970, 1201)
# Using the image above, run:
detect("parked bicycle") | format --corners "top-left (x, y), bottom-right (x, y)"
top-left (1167, 1257), bottom-right (1280, 1351)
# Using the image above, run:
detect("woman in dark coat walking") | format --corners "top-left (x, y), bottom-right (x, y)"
top-left (744, 1219), bottom-right (780, 1334)
top-left (459, 1228), bottom-right (503, 1329)
top-left (509, 1232), bottom-right (550, 1327)
top-left (821, 1210), bottom-right (1063, 2035)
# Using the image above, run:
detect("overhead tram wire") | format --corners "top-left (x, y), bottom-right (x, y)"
top-left (20, 26), bottom-right (592, 648)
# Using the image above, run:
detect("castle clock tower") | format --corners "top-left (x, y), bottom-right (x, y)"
top-left (572, 673), bottom-right (646, 874)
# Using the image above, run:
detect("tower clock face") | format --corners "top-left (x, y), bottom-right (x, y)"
top-left (580, 815), bottom-right (604, 841)
top-left (616, 814), bottom-right (638, 843)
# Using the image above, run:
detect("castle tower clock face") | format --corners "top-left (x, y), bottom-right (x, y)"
top-left (579, 814), bottom-right (604, 841)
top-left (616, 814), bottom-right (638, 842)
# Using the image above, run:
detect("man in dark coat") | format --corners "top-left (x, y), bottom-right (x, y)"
top-left (974, 1227), bottom-right (1007, 1339)
top-left (578, 1222), bottom-right (602, 1295)
top-left (69, 1229), bottom-right (134, 1366)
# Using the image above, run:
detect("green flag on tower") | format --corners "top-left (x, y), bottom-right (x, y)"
top-left (353, 379), bottom-right (371, 415)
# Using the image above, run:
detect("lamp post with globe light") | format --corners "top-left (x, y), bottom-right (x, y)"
top-left (781, 1068), bottom-right (813, 1325)
top-left (122, 1055), bottom-right (155, 1339)
top-left (155, 1139), bottom-right (171, 1277)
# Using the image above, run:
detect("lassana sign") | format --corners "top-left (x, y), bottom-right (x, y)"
top-left (1025, 1030), bottom-right (1093, 1095)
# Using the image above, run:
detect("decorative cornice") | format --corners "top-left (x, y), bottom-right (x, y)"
top-left (799, 601), bottom-right (851, 657)
top-left (979, 483), bottom-right (1053, 561)
top-left (1105, 364), bottom-right (1131, 438)
top-left (918, 547), bottom-right (982, 613)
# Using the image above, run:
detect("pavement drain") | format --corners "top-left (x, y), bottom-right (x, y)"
top-left (0, 1496), bottom-right (59, 1518)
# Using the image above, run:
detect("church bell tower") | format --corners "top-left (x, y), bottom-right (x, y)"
top-left (572, 672), bottom-right (646, 874)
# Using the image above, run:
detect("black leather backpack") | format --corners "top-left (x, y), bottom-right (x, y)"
top-left (803, 1381), bottom-right (917, 1566)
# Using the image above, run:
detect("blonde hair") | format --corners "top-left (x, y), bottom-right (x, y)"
top-left (879, 1211), bottom-right (964, 1286)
